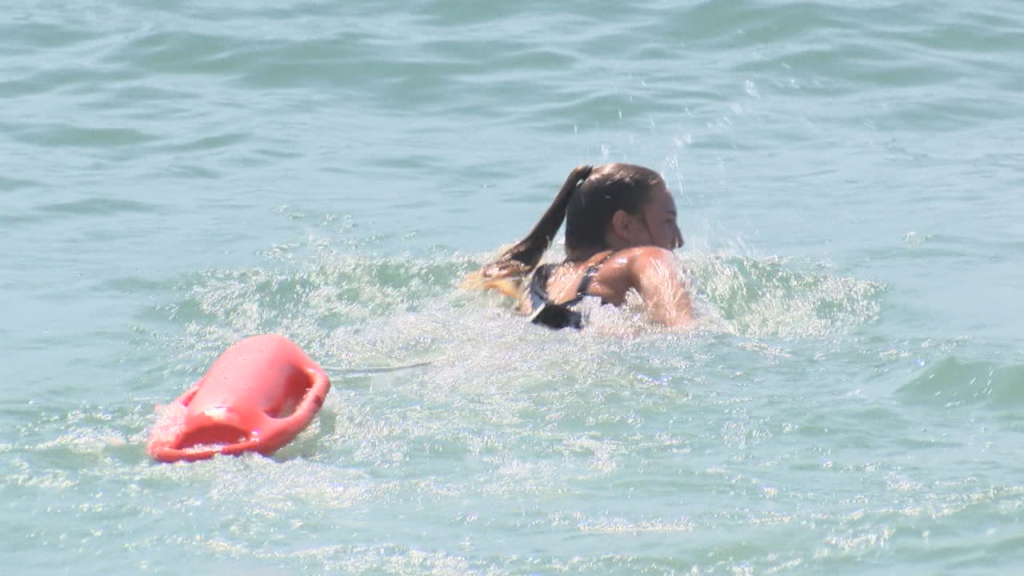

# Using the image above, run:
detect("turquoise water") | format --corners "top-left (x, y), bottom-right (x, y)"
top-left (4, 1), bottom-right (1024, 574)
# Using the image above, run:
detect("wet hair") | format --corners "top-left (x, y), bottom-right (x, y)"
top-left (481, 163), bottom-right (664, 279)
top-left (565, 163), bottom-right (663, 255)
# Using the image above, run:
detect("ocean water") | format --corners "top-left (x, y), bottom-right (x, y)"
top-left (3, 0), bottom-right (1024, 574)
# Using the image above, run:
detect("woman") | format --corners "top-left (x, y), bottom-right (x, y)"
top-left (466, 163), bottom-right (694, 329)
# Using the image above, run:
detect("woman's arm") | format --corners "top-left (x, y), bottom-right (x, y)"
top-left (462, 166), bottom-right (592, 300)
top-left (628, 247), bottom-right (694, 328)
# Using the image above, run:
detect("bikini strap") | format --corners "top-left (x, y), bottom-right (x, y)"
top-left (575, 251), bottom-right (616, 297)
top-left (528, 263), bottom-right (555, 306)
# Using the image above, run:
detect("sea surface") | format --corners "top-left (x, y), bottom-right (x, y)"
top-left (3, 1), bottom-right (1024, 574)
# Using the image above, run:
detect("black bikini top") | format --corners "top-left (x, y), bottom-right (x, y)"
top-left (527, 253), bottom-right (614, 330)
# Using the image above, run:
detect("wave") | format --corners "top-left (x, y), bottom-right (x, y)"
top-left (690, 252), bottom-right (883, 339)
top-left (896, 356), bottom-right (1024, 408)
top-left (145, 236), bottom-right (884, 389)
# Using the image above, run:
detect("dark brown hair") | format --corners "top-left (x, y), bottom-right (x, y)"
top-left (481, 163), bottom-right (664, 279)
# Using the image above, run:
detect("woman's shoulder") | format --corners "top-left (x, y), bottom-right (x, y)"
top-left (609, 246), bottom-right (692, 327)
top-left (594, 246), bottom-right (677, 280)
top-left (611, 246), bottom-right (676, 269)
top-left (607, 246), bottom-right (682, 292)
top-left (587, 247), bottom-right (678, 302)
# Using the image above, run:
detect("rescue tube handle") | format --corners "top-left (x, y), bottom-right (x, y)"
top-left (272, 368), bottom-right (330, 427)
top-left (177, 378), bottom-right (205, 407)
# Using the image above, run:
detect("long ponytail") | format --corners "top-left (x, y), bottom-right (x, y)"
top-left (480, 165), bottom-right (592, 280)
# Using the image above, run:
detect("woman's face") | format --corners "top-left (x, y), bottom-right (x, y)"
top-left (636, 184), bottom-right (684, 250)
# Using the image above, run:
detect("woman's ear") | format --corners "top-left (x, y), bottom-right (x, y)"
top-left (609, 209), bottom-right (633, 243)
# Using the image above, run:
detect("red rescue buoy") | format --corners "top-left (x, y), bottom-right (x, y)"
top-left (147, 334), bottom-right (331, 463)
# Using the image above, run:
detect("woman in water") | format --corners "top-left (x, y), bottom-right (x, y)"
top-left (466, 163), bottom-right (694, 329)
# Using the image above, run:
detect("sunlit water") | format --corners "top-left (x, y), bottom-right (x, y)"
top-left (4, 1), bottom-right (1024, 574)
